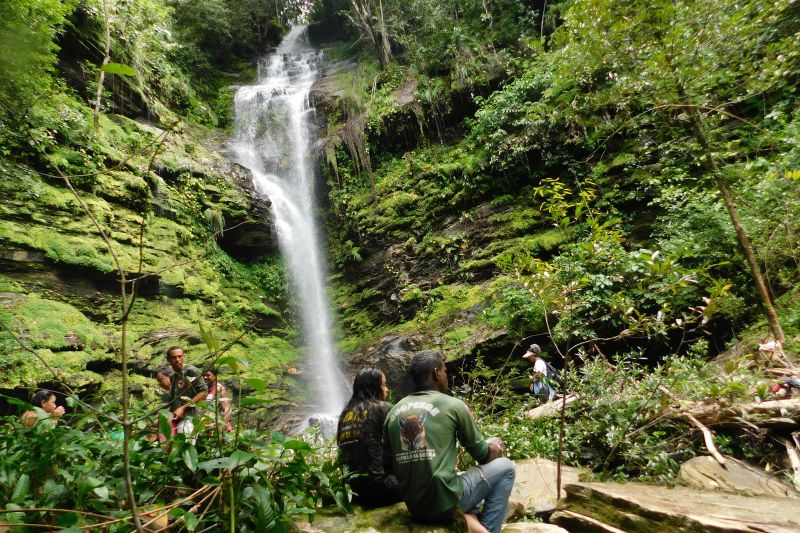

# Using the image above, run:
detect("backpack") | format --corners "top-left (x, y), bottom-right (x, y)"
top-left (545, 361), bottom-right (564, 389)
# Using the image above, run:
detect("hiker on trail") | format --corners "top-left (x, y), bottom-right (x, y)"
top-left (21, 389), bottom-right (65, 428)
top-left (523, 344), bottom-right (556, 403)
top-left (155, 366), bottom-right (174, 405)
top-left (383, 351), bottom-right (515, 533)
top-left (203, 367), bottom-right (233, 432)
top-left (166, 345), bottom-right (207, 435)
top-left (337, 367), bottom-right (402, 508)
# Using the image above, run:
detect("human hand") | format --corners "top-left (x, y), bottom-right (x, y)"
top-left (486, 436), bottom-right (505, 461)
top-left (173, 406), bottom-right (185, 420)
top-left (529, 382), bottom-right (534, 392)
top-left (53, 405), bottom-right (65, 418)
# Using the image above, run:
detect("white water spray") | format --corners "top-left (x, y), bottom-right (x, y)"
top-left (231, 26), bottom-right (349, 416)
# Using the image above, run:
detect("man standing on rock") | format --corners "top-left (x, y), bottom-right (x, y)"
top-left (166, 345), bottom-right (208, 435)
top-left (523, 344), bottom-right (555, 403)
top-left (383, 351), bottom-right (515, 533)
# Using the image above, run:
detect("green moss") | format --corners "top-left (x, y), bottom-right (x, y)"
top-left (1, 293), bottom-right (110, 351)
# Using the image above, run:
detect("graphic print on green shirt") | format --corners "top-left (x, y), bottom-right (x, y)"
top-left (383, 389), bottom-right (489, 520)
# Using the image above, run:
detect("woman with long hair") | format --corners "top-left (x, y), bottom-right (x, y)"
top-left (337, 367), bottom-right (402, 508)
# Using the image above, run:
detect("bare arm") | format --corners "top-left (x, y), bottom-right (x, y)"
top-left (174, 391), bottom-right (207, 420)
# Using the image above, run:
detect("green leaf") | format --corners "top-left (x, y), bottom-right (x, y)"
top-left (198, 457), bottom-right (233, 472)
top-left (240, 396), bottom-right (267, 407)
top-left (283, 440), bottom-right (311, 452)
top-left (100, 62), bottom-right (136, 76)
top-left (199, 322), bottom-right (220, 352)
top-left (183, 446), bottom-right (199, 473)
top-left (11, 474), bottom-right (30, 504)
top-left (93, 486), bottom-right (109, 500)
top-left (184, 511), bottom-right (198, 531)
top-left (159, 410), bottom-right (173, 441)
top-left (243, 377), bottom-right (267, 391)
top-left (244, 484), bottom-right (275, 530)
top-left (217, 356), bottom-right (248, 373)
top-left (229, 449), bottom-right (255, 467)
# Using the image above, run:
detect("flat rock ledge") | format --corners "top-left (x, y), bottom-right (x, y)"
top-left (678, 455), bottom-right (796, 497)
top-left (551, 481), bottom-right (800, 532)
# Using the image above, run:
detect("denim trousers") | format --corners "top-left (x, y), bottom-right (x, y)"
top-left (533, 379), bottom-right (556, 402)
top-left (458, 457), bottom-right (516, 533)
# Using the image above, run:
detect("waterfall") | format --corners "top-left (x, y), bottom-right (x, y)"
top-left (231, 26), bottom-right (349, 416)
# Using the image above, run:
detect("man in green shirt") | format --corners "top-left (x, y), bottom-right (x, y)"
top-left (383, 351), bottom-right (515, 533)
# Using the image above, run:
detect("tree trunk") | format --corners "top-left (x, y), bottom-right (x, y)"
top-left (687, 108), bottom-right (785, 342)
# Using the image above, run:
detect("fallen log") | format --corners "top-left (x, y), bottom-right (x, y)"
top-left (688, 399), bottom-right (800, 426)
top-left (525, 395), bottom-right (579, 420)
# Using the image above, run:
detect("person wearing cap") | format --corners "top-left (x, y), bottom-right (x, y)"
top-left (522, 344), bottom-right (555, 403)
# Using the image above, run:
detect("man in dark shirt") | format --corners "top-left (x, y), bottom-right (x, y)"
top-left (166, 345), bottom-right (208, 435)
top-left (383, 351), bottom-right (515, 533)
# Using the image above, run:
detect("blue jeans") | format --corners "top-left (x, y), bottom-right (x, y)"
top-left (459, 458), bottom-right (516, 533)
top-left (533, 379), bottom-right (556, 402)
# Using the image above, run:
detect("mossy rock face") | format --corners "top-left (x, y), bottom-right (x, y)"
top-left (0, 99), bottom-right (297, 405)
top-left (0, 292), bottom-right (111, 387)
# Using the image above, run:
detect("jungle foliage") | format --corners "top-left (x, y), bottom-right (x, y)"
top-left (316, 0), bottom-right (800, 354)
top-left (317, 0), bottom-right (800, 498)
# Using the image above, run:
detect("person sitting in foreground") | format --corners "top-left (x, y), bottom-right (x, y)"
top-left (337, 368), bottom-right (402, 508)
top-left (383, 351), bottom-right (515, 533)
top-left (21, 389), bottom-right (65, 428)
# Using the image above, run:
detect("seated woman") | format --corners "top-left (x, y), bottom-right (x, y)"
top-left (21, 389), bottom-right (65, 428)
top-left (337, 368), bottom-right (402, 508)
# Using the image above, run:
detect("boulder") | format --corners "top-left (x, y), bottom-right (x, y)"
top-left (508, 459), bottom-right (581, 519)
top-left (294, 459), bottom-right (577, 532)
top-left (501, 524), bottom-right (568, 533)
top-left (552, 481), bottom-right (800, 532)
top-left (679, 455), bottom-right (796, 497)
top-left (349, 335), bottom-right (421, 394)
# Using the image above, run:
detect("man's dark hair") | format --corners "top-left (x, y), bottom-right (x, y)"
top-left (203, 367), bottom-right (218, 376)
top-left (165, 346), bottom-right (183, 359)
top-left (32, 389), bottom-right (55, 408)
top-left (410, 351), bottom-right (444, 388)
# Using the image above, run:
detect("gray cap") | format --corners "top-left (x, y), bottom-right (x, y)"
top-left (522, 344), bottom-right (541, 358)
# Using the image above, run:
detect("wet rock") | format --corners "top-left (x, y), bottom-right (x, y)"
top-left (138, 328), bottom-right (202, 348)
top-left (311, 60), bottom-right (356, 105)
top-left (64, 332), bottom-right (85, 350)
top-left (679, 455), bottom-right (796, 497)
top-left (501, 524), bottom-right (568, 533)
top-left (552, 481), bottom-right (800, 532)
top-left (0, 250), bottom-right (47, 263)
top-left (349, 335), bottom-right (421, 394)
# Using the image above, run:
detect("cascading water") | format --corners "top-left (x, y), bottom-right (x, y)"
top-left (231, 26), bottom-right (349, 418)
